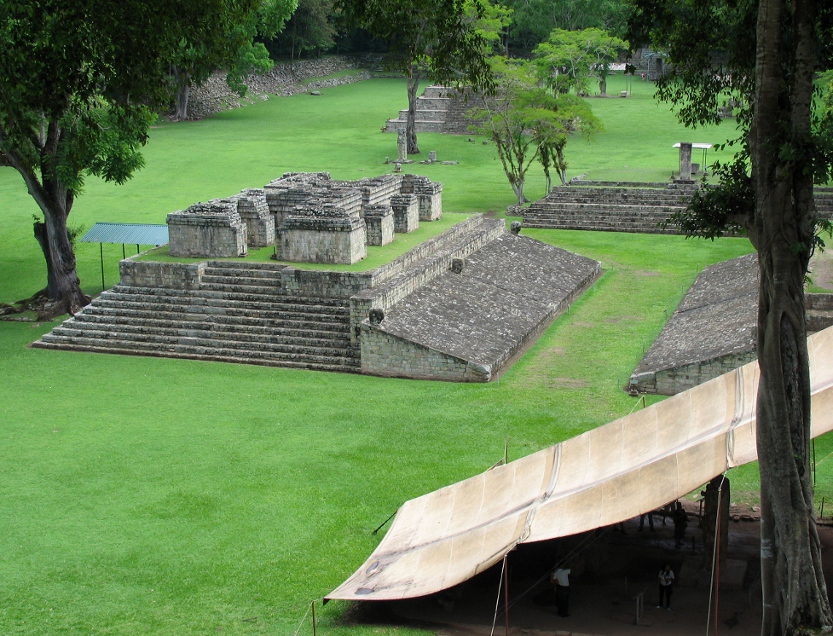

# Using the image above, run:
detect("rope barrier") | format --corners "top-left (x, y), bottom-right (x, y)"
top-left (291, 601), bottom-right (313, 636)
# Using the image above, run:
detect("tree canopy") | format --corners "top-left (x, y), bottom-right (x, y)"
top-left (335, 0), bottom-right (495, 154)
top-left (533, 27), bottom-right (628, 95)
top-left (0, 0), bottom-right (262, 316)
top-left (469, 57), bottom-right (600, 204)
top-left (171, 0), bottom-right (298, 121)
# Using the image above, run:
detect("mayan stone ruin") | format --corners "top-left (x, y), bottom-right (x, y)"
top-left (34, 170), bottom-right (606, 382)
top-left (166, 171), bottom-right (444, 265)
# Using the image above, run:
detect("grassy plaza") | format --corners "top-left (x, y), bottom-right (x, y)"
top-left (1, 73), bottom-right (830, 634)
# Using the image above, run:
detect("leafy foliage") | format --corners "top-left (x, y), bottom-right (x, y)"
top-left (171, 0), bottom-right (297, 120)
top-left (336, 0), bottom-right (495, 153)
top-left (533, 27), bottom-right (628, 95)
top-left (0, 0), bottom-right (262, 314)
top-left (469, 57), bottom-right (601, 202)
top-left (504, 0), bottom-right (629, 53)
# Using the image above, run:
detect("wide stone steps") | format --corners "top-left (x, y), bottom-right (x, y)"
top-left (34, 258), bottom-right (360, 371)
top-left (81, 303), bottom-right (351, 329)
top-left (106, 285), bottom-right (349, 309)
top-left (44, 324), bottom-right (357, 358)
top-left (34, 336), bottom-right (360, 372)
top-left (102, 288), bottom-right (348, 315)
top-left (68, 313), bottom-right (350, 342)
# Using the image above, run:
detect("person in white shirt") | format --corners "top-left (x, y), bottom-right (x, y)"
top-left (551, 566), bottom-right (571, 617)
top-left (657, 563), bottom-right (675, 610)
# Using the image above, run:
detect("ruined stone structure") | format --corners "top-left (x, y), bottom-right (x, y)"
top-left (627, 253), bottom-right (833, 395)
top-left (384, 86), bottom-right (485, 135)
top-left (627, 254), bottom-right (759, 396)
top-left (522, 181), bottom-right (833, 234)
top-left (34, 214), bottom-right (602, 382)
top-left (166, 172), bottom-right (444, 266)
top-left (167, 201), bottom-right (248, 258)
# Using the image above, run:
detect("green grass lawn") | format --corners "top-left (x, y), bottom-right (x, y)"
top-left (0, 75), bottom-right (828, 634)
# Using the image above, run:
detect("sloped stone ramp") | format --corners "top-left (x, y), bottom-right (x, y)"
top-left (360, 233), bottom-right (601, 381)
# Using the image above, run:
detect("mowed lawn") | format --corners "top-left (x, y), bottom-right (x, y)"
top-left (1, 74), bottom-right (829, 634)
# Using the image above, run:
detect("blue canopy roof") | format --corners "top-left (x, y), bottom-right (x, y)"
top-left (81, 223), bottom-right (168, 245)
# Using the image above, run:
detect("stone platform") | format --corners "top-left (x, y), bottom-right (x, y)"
top-left (627, 254), bottom-right (758, 395)
top-left (33, 216), bottom-right (601, 382)
top-left (627, 253), bottom-right (833, 395)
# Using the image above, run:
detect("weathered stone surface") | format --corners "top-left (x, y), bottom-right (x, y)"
top-left (628, 254), bottom-right (758, 395)
top-left (167, 200), bottom-right (248, 258)
top-left (280, 204), bottom-right (368, 264)
top-left (229, 188), bottom-right (275, 247)
top-left (361, 233), bottom-right (601, 381)
top-left (363, 205), bottom-right (395, 246)
top-left (390, 194), bottom-right (419, 233)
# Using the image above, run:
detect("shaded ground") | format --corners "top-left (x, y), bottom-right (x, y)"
top-left (377, 508), bottom-right (833, 636)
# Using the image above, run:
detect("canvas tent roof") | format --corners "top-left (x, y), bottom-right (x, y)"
top-left (326, 325), bottom-right (833, 602)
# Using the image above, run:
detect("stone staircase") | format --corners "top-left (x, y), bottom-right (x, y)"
top-left (523, 181), bottom-right (833, 234)
top-left (522, 182), bottom-right (697, 233)
top-left (33, 261), bottom-right (360, 372)
top-left (383, 86), bottom-right (483, 135)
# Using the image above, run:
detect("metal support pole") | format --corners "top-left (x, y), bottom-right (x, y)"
top-left (99, 243), bottom-right (105, 291)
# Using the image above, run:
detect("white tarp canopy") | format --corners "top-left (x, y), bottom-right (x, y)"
top-left (327, 325), bottom-right (833, 602)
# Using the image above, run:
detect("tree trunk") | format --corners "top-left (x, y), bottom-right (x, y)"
top-left (32, 212), bottom-right (89, 317)
top-left (406, 65), bottom-right (421, 155)
top-left (751, 0), bottom-right (833, 632)
top-left (511, 178), bottom-right (524, 205)
top-left (173, 68), bottom-right (191, 121)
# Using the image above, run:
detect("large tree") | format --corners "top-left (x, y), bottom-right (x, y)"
top-left (336, 0), bottom-right (495, 154)
top-left (0, 0), bottom-right (259, 317)
top-left (628, 0), bottom-right (833, 632)
top-left (172, 0), bottom-right (298, 121)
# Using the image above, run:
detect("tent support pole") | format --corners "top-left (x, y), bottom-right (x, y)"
top-left (503, 554), bottom-right (510, 636)
top-left (99, 243), bottom-right (105, 291)
top-left (312, 600), bottom-right (317, 636)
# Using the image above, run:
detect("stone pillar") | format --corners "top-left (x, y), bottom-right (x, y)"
top-left (390, 194), bottom-right (419, 233)
top-left (397, 130), bottom-right (407, 162)
top-left (679, 142), bottom-right (693, 180)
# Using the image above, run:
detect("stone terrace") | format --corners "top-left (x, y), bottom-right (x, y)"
top-left (522, 181), bottom-right (698, 234)
top-left (627, 254), bottom-right (759, 395)
top-left (522, 181), bottom-right (833, 234)
top-left (34, 216), bottom-right (601, 382)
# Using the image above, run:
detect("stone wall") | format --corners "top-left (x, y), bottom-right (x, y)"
top-left (360, 327), bottom-right (491, 382)
top-left (119, 257), bottom-right (206, 289)
top-left (631, 352), bottom-right (758, 395)
top-left (167, 201), bottom-right (248, 258)
top-left (228, 189), bottom-right (275, 247)
top-left (279, 204), bottom-right (368, 264)
top-left (186, 56), bottom-right (378, 119)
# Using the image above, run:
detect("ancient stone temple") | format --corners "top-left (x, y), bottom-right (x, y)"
top-left (166, 171), bottom-right (444, 265)
top-left (167, 201), bottom-right (248, 258)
